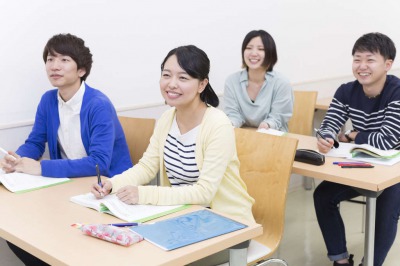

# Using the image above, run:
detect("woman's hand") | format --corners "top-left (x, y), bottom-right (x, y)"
top-left (116, 186), bottom-right (139, 205)
top-left (91, 179), bottom-right (113, 199)
top-left (258, 122), bottom-right (270, 130)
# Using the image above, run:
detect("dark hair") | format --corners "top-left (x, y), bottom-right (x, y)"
top-left (43, 33), bottom-right (93, 81)
top-left (241, 30), bottom-right (277, 71)
top-left (160, 45), bottom-right (219, 107)
top-left (352, 32), bottom-right (396, 61)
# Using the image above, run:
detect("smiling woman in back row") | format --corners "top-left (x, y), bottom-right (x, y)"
top-left (224, 29), bottom-right (294, 132)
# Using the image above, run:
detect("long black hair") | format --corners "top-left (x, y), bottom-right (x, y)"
top-left (161, 45), bottom-right (219, 107)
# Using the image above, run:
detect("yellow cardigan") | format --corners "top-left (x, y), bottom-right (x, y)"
top-left (110, 106), bottom-right (255, 222)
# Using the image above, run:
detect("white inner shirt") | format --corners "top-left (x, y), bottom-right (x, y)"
top-left (57, 81), bottom-right (87, 159)
top-left (164, 116), bottom-right (200, 186)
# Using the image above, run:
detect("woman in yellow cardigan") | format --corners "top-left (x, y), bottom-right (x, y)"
top-left (91, 45), bottom-right (254, 224)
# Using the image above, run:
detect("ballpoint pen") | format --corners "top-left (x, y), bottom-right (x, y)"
top-left (341, 165), bottom-right (374, 168)
top-left (314, 128), bottom-right (339, 148)
top-left (333, 161), bottom-right (367, 165)
top-left (338, 163), bottom-right (372, 167)
top-left (96, 164), bottom-right (104, 197)
top-left (108, 222), bottom-right (140, 227)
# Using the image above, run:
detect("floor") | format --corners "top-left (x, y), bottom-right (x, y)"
top-left (1, 183), bottom-right (400, 266)
top-left (278, 182), bottom-right (400, 266)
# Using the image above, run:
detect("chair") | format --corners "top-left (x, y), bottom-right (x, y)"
top-left (288, 90), bottom-right (318, 191)
top-left (233, 128), bottom-right (298, 265)
top-left (288, 90), bottom-right (318, 136)
top-left (118, 116), bottom-right (156, 165)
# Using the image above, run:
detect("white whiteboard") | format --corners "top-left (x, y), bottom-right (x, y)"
top-left (1, 0), bottom-right (400, 125)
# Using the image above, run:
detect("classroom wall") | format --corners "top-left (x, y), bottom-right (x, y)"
top-left (2, 0), bottom-right (400, 188)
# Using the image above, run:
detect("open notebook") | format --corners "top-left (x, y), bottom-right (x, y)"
top-left (325, 143), bottom-right (400, 166)
top-left (70, 193), bottom-right (189, 222)
top-left (0, 170), bottom-right (70, 193)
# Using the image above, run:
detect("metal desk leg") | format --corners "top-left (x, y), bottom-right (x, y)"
top-left (229, 248), bottom-right (247, 266)
top-left (354, 189), bottom-right (381, 266)
top-left (364, 196), bottom-right (376, 266)
top-left (303, 176), bottom-right (313, 190)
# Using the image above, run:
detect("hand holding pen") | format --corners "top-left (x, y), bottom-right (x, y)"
top-left (96, 164), bottom-right (104, 198)
top-left (314, 128), bottom-right (339, 153)
top-left (0, 147), bottom-right (19, 173)
top-left (91, 165), bottom-right (113, 199)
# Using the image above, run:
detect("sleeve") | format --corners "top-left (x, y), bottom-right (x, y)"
top-left (355, 100), bottom-right (400, 150)
top-left (110, 116), bottom-right (164, 189)
top-left (263, 80), bottom-right (293, 130)
top-left (138, 120), bottom-right (235, 206)
top-left (319, 85), bottom-right (349, 139)
top-left (16, 95), bottom-right (49, 160)
top-left (40, 100), bottom-right (119, 177)
top-left (223, 75), bottom-right (245, 128)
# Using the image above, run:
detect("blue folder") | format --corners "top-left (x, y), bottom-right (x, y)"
top-left (130, 209), bottom-right (247, 250)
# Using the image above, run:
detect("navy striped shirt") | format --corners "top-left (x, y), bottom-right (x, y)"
top-left (320, 75), bottom-right (400, 150)
top-left (164, 118), bottom-right (200, 186)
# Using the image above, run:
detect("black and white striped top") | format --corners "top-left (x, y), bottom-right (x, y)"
top-left (320, 75), bottom-right (400, 150)
top-left (164, 117), bottom-right (200, 186)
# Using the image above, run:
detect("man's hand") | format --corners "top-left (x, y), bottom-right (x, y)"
top-left (317, 137), bottom-right (335, 154)
top-left (14, 157), bottom-right (42, 176)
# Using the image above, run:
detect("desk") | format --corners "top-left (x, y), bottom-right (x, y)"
top-left (315, 97), bottom-right (333, 111)
top-left (289, 133), bottom-right (400, 266)
top-left (0, 177), bottom-right (262, 266)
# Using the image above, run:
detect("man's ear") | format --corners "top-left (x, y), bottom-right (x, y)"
top-left (385, 59), bottom-right (393, 72)
top-left (78, 68), bottom-right (86, 78)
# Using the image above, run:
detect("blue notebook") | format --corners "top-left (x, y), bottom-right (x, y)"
top-left (130, 209), bottom-right (247, 250)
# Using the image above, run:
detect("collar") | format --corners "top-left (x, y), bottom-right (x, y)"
top-left (57, 81), bottom-right (86, 111)
top-left (239, 69), bottom-right (274, 84)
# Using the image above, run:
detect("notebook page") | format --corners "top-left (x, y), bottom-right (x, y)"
top-left (0, 172), bottom-right (70, 193)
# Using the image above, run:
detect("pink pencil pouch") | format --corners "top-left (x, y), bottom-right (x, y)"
top-left (72, 223), bottom-right (143, 246)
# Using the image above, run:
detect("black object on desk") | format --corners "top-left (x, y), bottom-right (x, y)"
top-left (294, 149), bottom-right (325, 166)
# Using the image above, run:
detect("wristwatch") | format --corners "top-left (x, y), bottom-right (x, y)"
top-left (344, 129), bottom-right (356, 142)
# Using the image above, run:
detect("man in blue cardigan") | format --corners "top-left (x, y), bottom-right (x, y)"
top-left (1, 33), bottom-right (132, 178)
top-left (2, 33), bottom-right (133, 266)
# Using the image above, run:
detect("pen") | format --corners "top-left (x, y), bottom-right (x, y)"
top-left (314, 128), bottom-right (339, 148)
top-left (341, 165), bottom-right (375, 168)
top-left (0, 147), bottom-right (17, 160)
top-left (108, 222), bottom-right (140, 227)
top-left (338, 163), bottom-right (372, 167)
top-left (96, 164), bottom-right (104, 197)
top-left (333, 162), bottom-right (367, 165)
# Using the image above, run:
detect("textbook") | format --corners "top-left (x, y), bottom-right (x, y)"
top-left (70, 193), bottom-right (189, 222)
top-left (0, 171), bottom-right (71, 193)
top-left (325, 143), bottom-right (400, 166)
top-left (350, 144), bottom-right (400, 159)
top-left (130, 209), bottom-right (247, 251)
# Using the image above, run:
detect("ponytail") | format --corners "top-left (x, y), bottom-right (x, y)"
top-left (200, 83), bottom-right (219, 107)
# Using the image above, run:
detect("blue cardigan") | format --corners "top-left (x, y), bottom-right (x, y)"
top-left (16, 84), bottom-right (133, 178)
